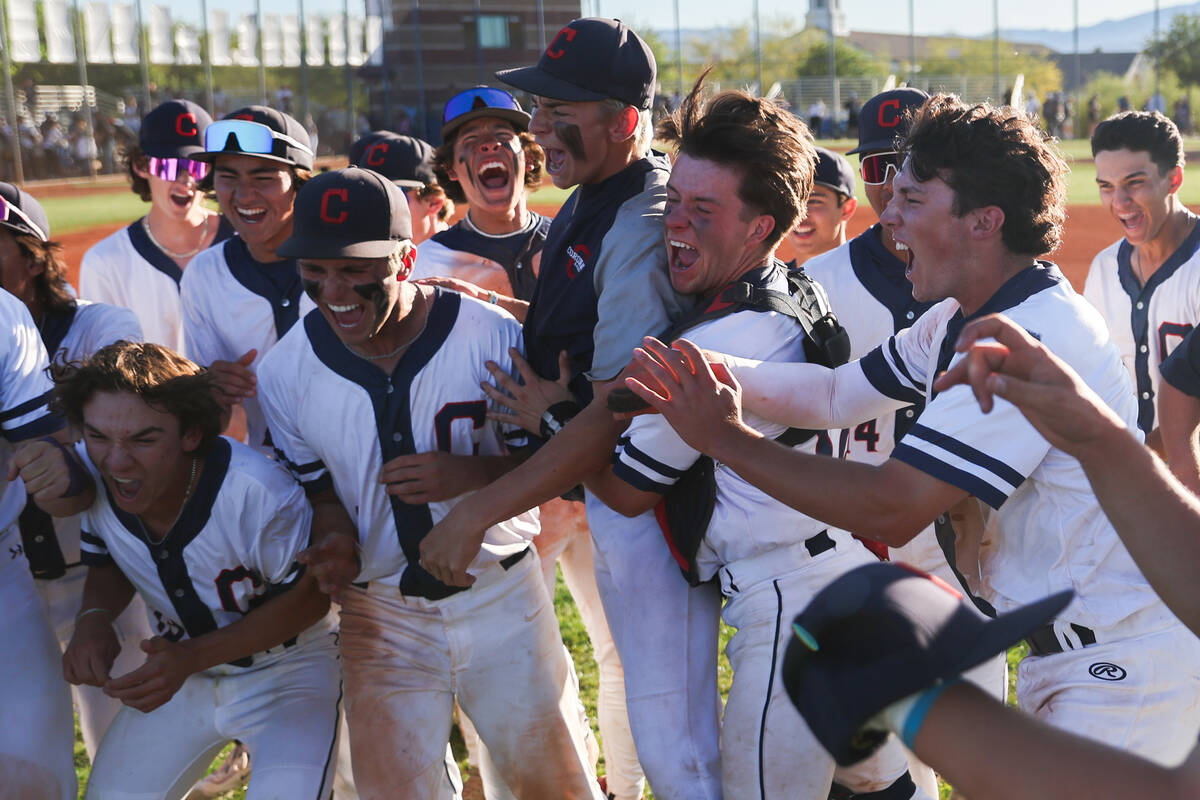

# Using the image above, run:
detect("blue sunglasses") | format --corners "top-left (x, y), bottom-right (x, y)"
top-left (204, 119), bottom-right (312, 158)
top-left (442, 87), bottom-right (524, 127)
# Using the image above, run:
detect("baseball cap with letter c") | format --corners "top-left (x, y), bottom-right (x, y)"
top-left (848, 88), bottom-right (930, 155)
top-left (278, 167), bottom-right (412, 259)
top-left (139, 99), bottom-right (213, 159)
top-left (197, 105), bottom-right (314, 170)
top-left (496, 17), bottom-right (656, 110)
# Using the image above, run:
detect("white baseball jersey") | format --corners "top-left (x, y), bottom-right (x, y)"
top-left (258, 289), bottom-right (538, 594)
top-left (863, 262), bottom-right (1171, 631)
top-left (1084, 224), bottom-right (1200, 433)
top-left (0, 289), bottom-right (64, 532)
top-left (78, 436), bottom-right (333, 663)
top-left (181, 237), bottom-right (315, 451)
top-left (612, 264), bottom-right (860, 581)
top-left (803, 227), bottom-right (956, 583)
top-left (79, 217), bottom-right (234, 352)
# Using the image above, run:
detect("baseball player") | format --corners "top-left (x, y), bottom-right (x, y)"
top-left (580, 80), bottom-right (931, 799)
top-left (0, 181), bottom-right (156, 763)
top-left (623, 95), bottom-right (1200, 765)
top-left (79, 100), bottom-right (235, 352)
top-left (180, 105), bottom-right (316, 451)
top-left (349, 130), bottom-right (454, 244)
top-left (256, 168), bottom-right (602, 799)
top-left (410, 87), bottom-right (642, 800)
top-left (40, 341), bottom-right (341, 799)
top-left (787, 146), bottom-right (858, 265)
top-left (1158, 323), bottom-right (1200, 494)
top-left (1085, 111), bottom-right (1199, 442)
top-left (0, 283), bottom-right (82, 799)
top-left (421, 20), bottom-right (724, 799)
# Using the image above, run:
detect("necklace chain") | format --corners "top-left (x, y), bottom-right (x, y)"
top-left (142, 213), bottom-right (210, 260)
top-left (345, 288), bottom-right (429, 361)
top-left (135, 457), bottom-right (200, 544)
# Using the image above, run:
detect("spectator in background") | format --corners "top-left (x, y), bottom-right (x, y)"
top-left (1174, 96), bottom-right (1192, 135)
top-left (845, 91), bottom-right (860, 139)
top-left (1087, 94), bottom-right (1101, 136)
top-left (1119, 95), bottom-right (1131, 112)
top-left (1025, 91), bottom-right (1040, 122)
top-left (808, 97), bottom-right (827, 137)
top-left (1146, 91), bottom-right (1166, 114)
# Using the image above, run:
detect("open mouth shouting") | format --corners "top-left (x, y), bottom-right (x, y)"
top-left (108, 474), bottom-right (143, 505)
top-left (1115, 209), bottom-right (1148, 239)
top-left (169, 187), bottom-right (197, 210)
top-left (668, 239), bottom-right (699, 272)
top-left (234, 204), bottom-right (267, 225)
top-left (326, 301), bottom-right (367, 330)
top-left (475, 158), bottom-right (512, 191)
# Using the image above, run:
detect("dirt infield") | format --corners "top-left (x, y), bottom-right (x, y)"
top-left (58, 203), bottom-right (1117, 295)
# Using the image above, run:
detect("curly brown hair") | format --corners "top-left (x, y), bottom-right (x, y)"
top-left (120, 143), bottom-right (153, 201)
top-left (656, 70), bottom-right (816, 252)
top-left (53, 341), bottom-right (224, 456)
top-left (902, 94), bottom-right (1068, 256)
top-left (12, 232), bottom-right (74, 314)
top-left (433, 130), bottom-right (544, 206)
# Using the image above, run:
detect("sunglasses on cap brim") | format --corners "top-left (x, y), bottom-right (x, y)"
top-left (204, 119), bottom-right (313, 159)
top-left (0, 195), bottom-right (48, 242)
top-left (443, 87), bottom-right (524, 127)
top-left (147, 156), bottom-right (210, 182)
top-left (860, 150), bottom-right (902, 186)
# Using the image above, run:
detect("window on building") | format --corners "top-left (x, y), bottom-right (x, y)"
top-left (478, 15), bottom-right (509, 48)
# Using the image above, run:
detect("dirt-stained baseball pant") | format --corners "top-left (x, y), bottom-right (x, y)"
top-left (0, 526), bottom-right (76, 800)
top-left (35, 563), bottom-right (155, 759)
top-left (339, 549), bottom-right (603, 800)
top-left (1017, 616), bottom-right (1200, 767)
top-left (84, 630), bottom-right (341, 800)
top-left (718, 539), bottom-right (935, 799)
top-left (536, 500), bottom-right (645, 800)
top-left (585, 494), bottom-right (724, 800)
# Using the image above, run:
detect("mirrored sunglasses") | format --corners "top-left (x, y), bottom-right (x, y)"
top-left (0, 194), bottom-right (48, 242)
top-left (443, 87), bottom-right (523, 126)
top-left (147, 156), bottom-right (210, 182)
top-left (860, 150), bottom-right (902, 186)
top-left (204, 119), bottom-right (312, 158)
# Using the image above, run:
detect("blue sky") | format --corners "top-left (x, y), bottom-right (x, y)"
top-left (589, 0), bottom-right (1168, 37)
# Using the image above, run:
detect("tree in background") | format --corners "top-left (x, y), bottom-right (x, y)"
top-left (1149, 13), bottom-right (1200, 134)
top-left (794, 40), bottom-right (884, 78)
top-left (920, 38), bottom-right (1062, 97)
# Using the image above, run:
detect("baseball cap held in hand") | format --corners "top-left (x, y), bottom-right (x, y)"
top-left (496, 17), bottom-right (655, 110)
top-left (278, 167), bottom-right (412, 259)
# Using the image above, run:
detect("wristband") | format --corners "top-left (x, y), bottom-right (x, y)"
top-left (487, 291), bottom-right (500, 305)
top-left (75, 607), bottom-right (112, 625)
top-left (39, 436), bottom-right (89, 498)
top-left (539, 400), bottom-right (582, 439)
top-left (879, 678), bottom-right (960, 749)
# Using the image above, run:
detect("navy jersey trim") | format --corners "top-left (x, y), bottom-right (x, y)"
top-left (611, 459), bottom-right (671, 493)
top-left (431, 212), bottom-right (548, 303)
top-left (1161, 326), bottom-right (1200, 396)
top-left (892, 443), bottom-right (1008, 509)
top-left (907, 423), bottom-right (1025, 488)
top-left (109, 438), bottom-right (240, 660)
top-left (932, 263), bottom-right (1062, 400)
top-left (224, 238), bottom-right (304, 339)
top-left (860, 346), bottom-right (924, 406)
top-left (617, 434), bottom-right (686, 480)
top-left (848, 224), bottom-right (933, 333)
top-left (305, 288), bottom-right (463, 600)
top-left (3, 410), bottom-right (65, 442)
top-left (37, 303), bottom-right (78, 357)
top-left (127, 219), bottom-right (184, 285)
top-left (1116, 223), bottom-right (1200, 432)
top-left (79, 530), bottom-right (114, 566)
top-left (0, 388), bottom-right (55, 424)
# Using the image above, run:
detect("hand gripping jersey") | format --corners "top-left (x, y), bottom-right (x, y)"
top-left (181, 237), bottom-right (316, 451)
top-left (78, 436), bottom-right (333, 662)
top-left (257, 288), bottom-right (537, 597)
top-left (412, 211), bottom-right (549, 302)
top-left (522, 152), bottom-right (692, 403)
top-left (79, 216), bottom-right (234, 351)
top-left (1084, 223), bottom-right (1200, 433)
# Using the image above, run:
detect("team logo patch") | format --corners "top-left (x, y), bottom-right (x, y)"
top-left (545, 26), bottom-right (576, 59)
top-left (175, 112), bottom-right (198, 137)
top-left (1089, 662), bottom-right (1127, 681)
top-left (565, 244), bottom-right (591, 278)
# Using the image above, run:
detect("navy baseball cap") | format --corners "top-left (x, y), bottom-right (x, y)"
top-left (440, 86), bottom-right (531, 141)
top-left (496, 18), bottom-right (656, 110)
top-left (782, 562), bottom-right (1071, 766)
top-left (0, 182), bottom-right (50, 241)
top-left (278, 167), bottom-right (412, 259)
top-left (813, 147), bottom-right (855, 198)
top-left (197, 105), bottom-right (314, 170)
top-left (848, 88), bottom-right (930, 155)
top-left (140, 99), bottom-right (212, 159)
top-left (349, 131), bottom-right (437, 188)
